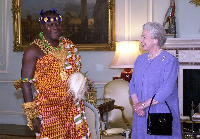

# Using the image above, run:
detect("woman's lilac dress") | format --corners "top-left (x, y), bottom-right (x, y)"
top-left (129, 50), bottom-right (182, 139)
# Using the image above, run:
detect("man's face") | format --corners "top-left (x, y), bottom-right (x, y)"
top-left (41, 14), bottom-right (62, 41)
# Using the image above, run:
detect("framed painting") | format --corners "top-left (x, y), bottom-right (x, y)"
top-left (189, 0), bottom-right (200, 7)
top-left (12, 0), bottom-right (115, 51)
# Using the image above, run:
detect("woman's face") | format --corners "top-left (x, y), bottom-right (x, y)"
top-left (140, 29), bottom-right (155, 52)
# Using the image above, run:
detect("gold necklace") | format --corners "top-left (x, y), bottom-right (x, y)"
top-left (148, 49), bottom-right (163, 60)
top-left (48, 44), bottom-right (68, 81)
top-left (32, 32), bottom-right (68, 81)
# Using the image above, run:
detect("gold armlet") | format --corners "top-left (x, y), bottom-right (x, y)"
top-left (13, 78), bottom-right (36, 91)
top-left (22, 101), bottom-right (39, 130)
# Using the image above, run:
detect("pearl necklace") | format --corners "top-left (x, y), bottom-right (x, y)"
top-left (148, 49), bottom-right (163, 60)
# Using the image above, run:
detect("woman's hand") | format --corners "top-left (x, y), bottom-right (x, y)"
top-left (32, 117), bottom-right (41, 133)
top-left (133, 103), bottom-right (143, 111)
top-left (133, 103), bottom-right (146, 117)
top-left (135, 109), bottom-right (145, 117)
top-left (130, 94), bottom-right (146, 116)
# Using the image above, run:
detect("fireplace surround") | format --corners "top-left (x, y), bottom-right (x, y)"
top-left (164, 38), bottom-right (200, 116)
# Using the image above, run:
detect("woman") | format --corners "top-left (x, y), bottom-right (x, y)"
top-left (129, 22), bottom-right (181, 138)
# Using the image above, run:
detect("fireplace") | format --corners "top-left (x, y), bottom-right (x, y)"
top-left (183, 69), bottom-right (200, 116)
top-left (164, 38), bottom-right (200, 116)
top-left (178, 66), bottom-right (200, 116)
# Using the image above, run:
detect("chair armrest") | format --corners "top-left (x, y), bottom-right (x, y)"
top-left (114, 105), bottom-right (132, 129)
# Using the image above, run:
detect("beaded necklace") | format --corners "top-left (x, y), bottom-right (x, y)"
top-left (38, 31), bottom-right (63, 52)
top-left (35, 32), bottom-right (68, 81)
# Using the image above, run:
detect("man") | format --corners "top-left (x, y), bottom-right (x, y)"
top-left (20, 9), bottom-right (91, 138)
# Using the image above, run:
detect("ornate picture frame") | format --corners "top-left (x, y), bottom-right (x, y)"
top-left (189, 0), bottom-right (200, 7)
top-left (12, 0), bottom-right (115, 52)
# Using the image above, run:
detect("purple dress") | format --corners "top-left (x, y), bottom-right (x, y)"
top-left (129, 50), bottom-right (182, 139)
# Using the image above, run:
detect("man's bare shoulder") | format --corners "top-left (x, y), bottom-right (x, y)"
top-left (23, 43), bottom-right (45, 59)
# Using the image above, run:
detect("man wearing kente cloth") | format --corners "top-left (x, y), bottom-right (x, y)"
top-left (19, 9), bottom-right (92, 139)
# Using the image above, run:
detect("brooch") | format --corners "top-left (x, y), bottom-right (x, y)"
top-left (162, 56), bottom-right (166, 61)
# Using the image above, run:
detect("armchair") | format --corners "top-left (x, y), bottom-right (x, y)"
top-left (84, 100), bottom-right (130, 139)
top-left (103, 79), bottom-right (133, 132)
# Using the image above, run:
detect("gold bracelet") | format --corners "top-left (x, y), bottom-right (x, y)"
top-left (142, 103), bottom-right (145, 109)
top-left (13, 80), bottom-right (21, 90)
top-left (22, 101), bottom-right (39, 130)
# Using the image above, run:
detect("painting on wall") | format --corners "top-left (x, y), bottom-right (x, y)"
top-left (12, 0), bottom-right (115, 51)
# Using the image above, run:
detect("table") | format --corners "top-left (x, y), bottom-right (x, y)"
top-left (95, 98), bottom-right (115, 114)
top-left (86, 98), bottom-right (115, 129)
top-left (87, 98), bottom-right (115, 117)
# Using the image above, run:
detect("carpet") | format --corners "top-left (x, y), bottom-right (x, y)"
top-left (0, 135), bottom-right (35, 139)
top-left (0, 124), bottom-right (35, 139)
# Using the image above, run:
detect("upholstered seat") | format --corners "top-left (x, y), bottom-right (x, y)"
top-left (84, 100), bottom-right (130, 139)
top-left (103, 79), bottom-right (133, 130)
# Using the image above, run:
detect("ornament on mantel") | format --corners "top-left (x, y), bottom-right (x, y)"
top-left (163, 0), bottom-right (176, 37)
top-left (189, 0), bottom-right (200, 7)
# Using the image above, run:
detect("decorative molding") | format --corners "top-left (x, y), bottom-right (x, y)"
top-left (125, 0), bottom-right (129, 40)
top-left (0, 111), bottom-right (26, 125)
top-left (164, 38), bottom-right (200, 65)
top-left (125, 0), bottom-right (152, 40)
top-left (165, 38), bottom-right (200, 48)
top-left (95, 82), bottom-right (107, 88)
top-left (147, 0), bottom-right (153, 22)
top-left (0, 0), bottom-right (9, 73)
top-left (125, 0), bottom-right (133, 40)
top-left (179, 50), bottom-right (200, 63)
top-left (0, 81), bottom-right (15, 83)
top-left (0, 111), bottom-right (24, 116)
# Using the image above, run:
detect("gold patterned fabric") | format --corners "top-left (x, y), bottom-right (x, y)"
top-left (32, 39), bottom-right (91, 139)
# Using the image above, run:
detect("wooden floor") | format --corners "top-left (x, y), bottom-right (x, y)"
top-left (0, 124), bottom-right (192, 139)
top-left (0, 124), bottom-right (35, 138)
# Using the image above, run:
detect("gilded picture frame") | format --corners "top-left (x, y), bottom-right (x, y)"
top-left (12, 0), bottom-right (115, 52)
top-left (189, 0), bottom-right (200, 7)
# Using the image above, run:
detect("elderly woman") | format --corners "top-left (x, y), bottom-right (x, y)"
top-left (129, 22), bottom-right (181, 138)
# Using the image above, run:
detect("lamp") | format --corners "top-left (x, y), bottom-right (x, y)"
top-left (109, 41), bottom-right (141, 82)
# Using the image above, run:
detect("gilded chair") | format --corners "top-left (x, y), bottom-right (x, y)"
top-left (103, 79), bottom-right (133, 134)
top-left (84, 100), bottom-right (130, 139)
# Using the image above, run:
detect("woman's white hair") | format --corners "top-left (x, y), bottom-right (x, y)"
top-left (143, 22), bottom-right (167, 47)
